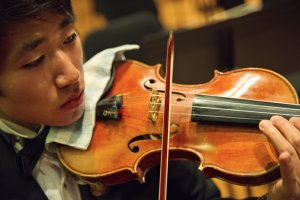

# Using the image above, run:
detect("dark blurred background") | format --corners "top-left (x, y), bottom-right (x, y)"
top-left (73, 0), bottom-right (299, 96)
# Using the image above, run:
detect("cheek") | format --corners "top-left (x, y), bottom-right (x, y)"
top-left (2, 72), bottom-right (52, 104)
top-left (71, 39), bottom-right (83, 69)
top-left (0, 74), bottom-right (52, 124)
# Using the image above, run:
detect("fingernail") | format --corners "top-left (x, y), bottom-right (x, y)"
top-left (259, 120), bottom-right (271, 131)
top-left (290, 116), bottom-right (300, 123)
top-left (270, 115), bottom-right (281, 123)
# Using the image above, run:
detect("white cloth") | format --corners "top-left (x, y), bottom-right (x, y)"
top-left (46, 44), bottom-right (139, 150)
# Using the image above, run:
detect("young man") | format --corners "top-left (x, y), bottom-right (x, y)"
top-left (0, 1), bottom-right (299, 200)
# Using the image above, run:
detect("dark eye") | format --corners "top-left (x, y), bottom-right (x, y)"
top-left (23, 55), bottom-right (45, 68)
top-left (64, 33), bottom-right (77, 44)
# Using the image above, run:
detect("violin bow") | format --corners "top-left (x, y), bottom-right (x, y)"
top-left (158, 31), bottom-right (174, 200)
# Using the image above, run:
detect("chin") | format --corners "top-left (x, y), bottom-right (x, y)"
top-left (62, 114), bottom-right (83, 126)
top-left (55, 107), bottom-right (85, 126)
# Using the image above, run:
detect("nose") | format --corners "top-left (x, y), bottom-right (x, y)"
top-left (54, 50), bottom-right (81, 89)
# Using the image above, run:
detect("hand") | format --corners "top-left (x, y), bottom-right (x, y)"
top-left (259, 116), bottom-right (300, 200)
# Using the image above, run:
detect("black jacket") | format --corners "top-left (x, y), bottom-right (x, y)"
top-left (0, 130), bottom-right (48, 200)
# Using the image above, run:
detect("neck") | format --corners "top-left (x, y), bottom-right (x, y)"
top-left (191, 94), bottom-right (300, 124)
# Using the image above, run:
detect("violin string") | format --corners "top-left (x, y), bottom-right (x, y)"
top-left (114, 109), bottom-right (300, 119)
top-left (103, 91), bottom-right (300, 120)
top-left (112, 97), bottom-right (300, 115)
top-left (122, 106), bottom-right (300, 122)
top-left (120, 91), bottom-right (300, 111)
top-left (191, 97), bottom-right (300, 112)
top-left (106, 88), bottom-right (300, 120)
top-left (109, 110), bottom-right (300, 125)
top-left (118, 88), bottom-right (296, 106)
top-left (120, 111), bottom-right (191, 121)
top-left (119, 89), bottom-right (203, 99)
top-left (121, 91), bottom-right (298, 106)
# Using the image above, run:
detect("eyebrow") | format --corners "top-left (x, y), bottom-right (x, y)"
top-left (17, 15), bottom-right (75, 56)
top-left (60, 14), bottom-right (75, 29)
top-left (20, 38), bottom-right (46, 54)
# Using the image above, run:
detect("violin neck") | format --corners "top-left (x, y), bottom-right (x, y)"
top-left (191, 94), bottom-right (300, 124)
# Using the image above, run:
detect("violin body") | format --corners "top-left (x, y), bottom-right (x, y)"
top-left (57, 60), bottom-right (299, 187)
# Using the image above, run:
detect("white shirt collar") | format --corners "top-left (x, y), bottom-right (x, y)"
top-left (0, 118), bottom-right (44, 139)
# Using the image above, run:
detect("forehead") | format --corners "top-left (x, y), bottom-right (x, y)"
top-left (0, 12), bottom-right (73, 66)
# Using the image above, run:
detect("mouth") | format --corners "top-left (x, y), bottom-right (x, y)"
top-left (61, 90), bottom-right (84, 109)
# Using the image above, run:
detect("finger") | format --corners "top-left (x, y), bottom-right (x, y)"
top-left (270, 116), bottom-right (300, 158)
top-left (259, 119), bottom-right (295, 157)
top-left (278, 151), bottom-right (297, 195)
top-left (290, 117), bottom-right (300, 130)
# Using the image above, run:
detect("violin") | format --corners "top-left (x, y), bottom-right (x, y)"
top-left (57, 58), bottom-right (300, 193)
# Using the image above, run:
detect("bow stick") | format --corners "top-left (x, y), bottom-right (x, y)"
top-left (158, 31), bottom-right (174, 200)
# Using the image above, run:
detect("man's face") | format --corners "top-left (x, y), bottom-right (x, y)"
top-left (0, 12), bottom-right (85, 129)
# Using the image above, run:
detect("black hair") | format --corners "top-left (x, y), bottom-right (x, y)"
top-left (0, 0), bottom-right (74, 39)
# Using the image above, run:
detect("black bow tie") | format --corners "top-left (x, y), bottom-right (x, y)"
top-left (17, 126), bottom-right (49, 175)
